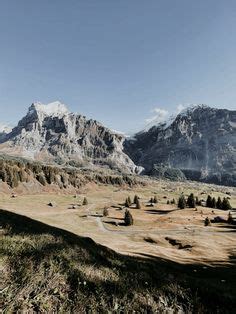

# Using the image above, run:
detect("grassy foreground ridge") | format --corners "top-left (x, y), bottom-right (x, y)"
top-left (0, 209), bottom-right (236, 313)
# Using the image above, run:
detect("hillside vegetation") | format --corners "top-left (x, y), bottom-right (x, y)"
top-left (0, 154), bottom-right (144, 189)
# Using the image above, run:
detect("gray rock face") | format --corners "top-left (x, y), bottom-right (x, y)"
top-left (125, 105), bottom-right (236, 186)
top-left (0, 102), bottom-right (141, 174)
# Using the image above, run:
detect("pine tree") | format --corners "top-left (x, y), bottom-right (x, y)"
top-left (178, 194), bottom-right (186, 209)
top-left (167, 200), bottom-right (170, 204)
top-left (136, 199), bottom-right (141, 209)
top-left (124, 210), bottom-right (134, 226)
top-left (211, 197), bottom-right (216, 208)
top-left (216, 197), bottom-right (222, 209)
top-left (133, 195), bottom-right (139, 205)
top-left (195, 196), bottom-right (200, 206)
top-left (125, 198), bottom-right (129, 207)
top-left (228, 212), bottom-right (233, 224)
top-left (221, 198), bottom-right (232, 210)
top-left (150, 197), bottom-right (154, 204)
top-left (153, 196), bottom-right (158, 204)
top-left (206, 195), bottom-right (212, 208)
top-left (83, 197), bottom-right (88, 205)
top-left (187, 193), bottom-right (196, 208)
top-left (127, 196), bottom-right (132, 207)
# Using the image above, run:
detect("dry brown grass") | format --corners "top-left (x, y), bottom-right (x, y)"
top-left (0, 179), bottom-right (235, 266)
top-left (1, 209), bottom-right (236, 313)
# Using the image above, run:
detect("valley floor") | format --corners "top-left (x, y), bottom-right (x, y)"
top-left (0, 179), bottom-right (235, 266)
top-left (1, 179), bottom-right (236, 312)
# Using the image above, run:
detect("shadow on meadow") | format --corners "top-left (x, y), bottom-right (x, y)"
top-left (1, 209), bottom-right (236, 313)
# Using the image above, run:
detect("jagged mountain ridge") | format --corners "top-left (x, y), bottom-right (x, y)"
top-left (0, 101), bottom-right (141, 174)
top-left (125, 105), bottom-right (236, 186)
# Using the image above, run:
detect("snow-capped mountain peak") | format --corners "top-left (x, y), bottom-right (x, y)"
top-left (143, 105), bottom-right (211, 133)
top-left (142, 114), bottom-right (176, 132)
top-left (29, 101), bottom-right (69, 117)
top-left (0, 101), bottom-right (142, 174)
top-left (178, 104), bottom-right (210, 117)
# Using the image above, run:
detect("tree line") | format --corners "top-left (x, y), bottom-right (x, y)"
top-left (178, 193), bottom-right (232, 210)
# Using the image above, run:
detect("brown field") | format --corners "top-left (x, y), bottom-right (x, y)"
top-left (1, 179), bottom-right (236, 266)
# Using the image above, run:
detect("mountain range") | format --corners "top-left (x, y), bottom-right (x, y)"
top-left (0, 102), bottom-right (235, 186)
top-left (125, 105), bottom-right (236, 186)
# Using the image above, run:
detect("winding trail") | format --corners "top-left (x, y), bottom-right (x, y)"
top-left (85, 204), bottom-right (235, 237)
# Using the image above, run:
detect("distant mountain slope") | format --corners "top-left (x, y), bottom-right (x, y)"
top-left (125, 105), bottom-right (236, 186)
top-left (0, 101), bottom-right (141, 174)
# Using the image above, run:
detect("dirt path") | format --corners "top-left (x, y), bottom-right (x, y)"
top-left (85, 205), bottom-right (108, 232)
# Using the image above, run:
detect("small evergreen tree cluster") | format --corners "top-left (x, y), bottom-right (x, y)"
top-left (222, 197), bottom-right (232, 210)
top-left (149, 196), bottom-right (158, 204)
top-left (125, 196), bottom-right (132, 207)
top-left (206, 195), bottom-right (232, 210)
top-left (178, 194), bottom-right (186, 209)
top-left (124, 210), bottom-right (134, 226)
top-left (178, 193), bottom-right (199, 209)
top-left (206, 195), bottom-right (215, 208)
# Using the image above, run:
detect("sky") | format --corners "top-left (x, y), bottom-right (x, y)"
top-left (0, 0), bottom-right (236, 133)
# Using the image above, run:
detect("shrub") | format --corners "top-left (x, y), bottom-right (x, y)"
top-left (103, 208), bottom-right (109, 217)
top-left (204, 217), bottom-right (211, 226)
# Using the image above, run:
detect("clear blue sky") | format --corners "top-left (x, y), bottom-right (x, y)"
top-left (0, 0), bottom-right (235, 133)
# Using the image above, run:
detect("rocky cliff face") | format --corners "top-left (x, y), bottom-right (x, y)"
top-left (0, 101), bottom-right (141, 174)
top-left (125, 105), bottom-right (236, 186)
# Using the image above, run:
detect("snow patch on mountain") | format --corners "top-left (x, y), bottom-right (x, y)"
top-left (143, 104), bottom-right (212, 133)
top-left (0, 123), bottom-right (12, 134)
top-left (178, 104), bottom-right (210, 117)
